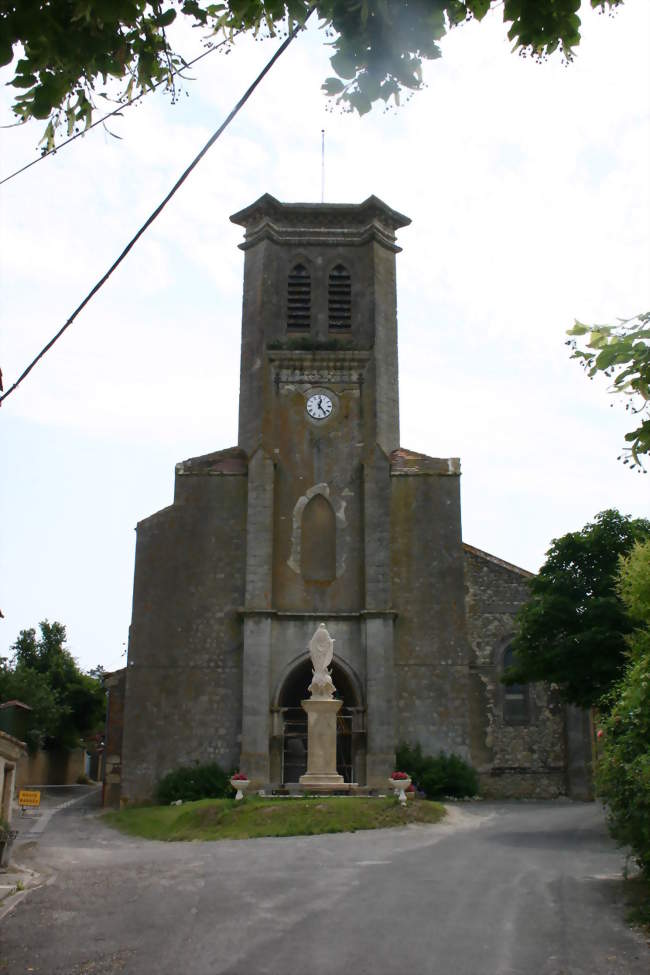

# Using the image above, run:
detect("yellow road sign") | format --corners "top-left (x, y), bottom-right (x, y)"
top-left (18, 789), bottom-right (41, 807)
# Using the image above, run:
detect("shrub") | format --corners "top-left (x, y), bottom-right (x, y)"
top-left (155, 762), bottom-right (230, 805)
top-left (596, 540), bottom-right (650, 878)
top-left (396, 743), bottom-right (479, 799)
top-left (596, 633), bottom-right (650, 877)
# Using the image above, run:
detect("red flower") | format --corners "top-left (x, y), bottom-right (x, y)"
top-left (231, 772), bottom-right (249, 781)
top-left (390, 771), bottom-right (409, 780)
top-left (596, 729), bottom-right (604, 739)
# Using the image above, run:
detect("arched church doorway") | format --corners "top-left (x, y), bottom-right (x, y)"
top-left (276, 658), bottom-right (365, 785)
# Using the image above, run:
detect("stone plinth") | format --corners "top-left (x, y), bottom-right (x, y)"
top-left (299, 698), bottom-right (344, 788)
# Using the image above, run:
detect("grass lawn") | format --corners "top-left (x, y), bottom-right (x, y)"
top-left (103, 795), bottom-right (446, 841)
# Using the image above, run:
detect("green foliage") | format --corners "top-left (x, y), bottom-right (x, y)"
top-left (568, 312), bottom-right (650, 470)
top-left (0, 621), bottom-right (105, 752)
top-left (396, 742), bottom-right (479, 799)
top-left (504, 509), bottom-right (650, 709)
top-left (596, 541), bottom-right (650, 877)
top-left (617, 540), bottom-right (650, 625)
top-left (155, 762), bottom-right (231, 804)
top-left (105, 795), bottom-right (446, 840)
top-left (0, 0), bottom-right (625, 140)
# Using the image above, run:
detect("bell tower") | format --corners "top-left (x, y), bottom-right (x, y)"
top-left (230, 194), bottom-right (410, 458)
top-left (230, 195), bottom-right (411, 785)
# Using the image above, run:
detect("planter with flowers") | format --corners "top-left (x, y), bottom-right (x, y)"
top-left (388, 771), bottom-right (412, 806)
top-left (230, 773), bottom-right (250, 801)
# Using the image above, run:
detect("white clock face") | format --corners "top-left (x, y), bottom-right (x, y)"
top-left (306, 393), bottom-right (333, 420)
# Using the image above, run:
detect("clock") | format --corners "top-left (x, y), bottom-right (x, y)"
top-left (306, 393), bottom-right (333, 420)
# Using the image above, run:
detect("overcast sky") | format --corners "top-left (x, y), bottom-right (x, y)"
top-left (1, 2), bottom-right (648, 673)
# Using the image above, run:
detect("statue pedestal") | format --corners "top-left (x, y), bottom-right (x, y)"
top-left (299, 698), bottom-right (344, 788)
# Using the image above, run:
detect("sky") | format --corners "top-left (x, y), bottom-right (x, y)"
top-left (0, 2), bottom-right (648, 673)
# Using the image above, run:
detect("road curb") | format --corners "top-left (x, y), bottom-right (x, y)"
top-left (0, 863), bottom-right (42, 921)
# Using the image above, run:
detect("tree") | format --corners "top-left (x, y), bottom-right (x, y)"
top-left (503, 509), bottom-right (650, 709)
top-left (567, 313), bottom-right (650, 471)
top-left (0, 620), bottom-right (105, 752)
top-left (596, 539), bottom-right (650, 876)
top-left (0, 0), bottom-right (624, 143)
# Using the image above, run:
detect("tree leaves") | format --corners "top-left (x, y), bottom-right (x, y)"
top-left (0, 0), bottom-right (627, 137)
top-left (0, 620), bottom-right (105, 752)
top-left (567, 312), bottom-right (650, 470)
top-left (504, 510), bottom-right (650, 709)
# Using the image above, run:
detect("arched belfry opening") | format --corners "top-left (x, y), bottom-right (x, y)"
top-left (301, 494), bottom-right (336, 583)
top-left (287, 263), bottom-right (311, 331)
top-left (274, 657), bottom-right (365, 785)
top-left (328, 263), bottom-right (351, 329)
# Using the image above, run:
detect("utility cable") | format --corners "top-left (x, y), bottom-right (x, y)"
top-left (0, 33), bottom-right (241, 188)
top-left (0, 14), bottom-right (311, 407)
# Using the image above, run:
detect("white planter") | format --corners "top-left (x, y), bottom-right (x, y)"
top-left (230, 778), bottom-right (250, 801)
top-left (389, 776), bottom-right (411, 805)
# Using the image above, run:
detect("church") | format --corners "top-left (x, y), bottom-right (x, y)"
top-left (108, 195), bottom-right (592, 806)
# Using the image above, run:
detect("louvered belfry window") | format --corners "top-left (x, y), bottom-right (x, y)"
top-left (328, 264), bottom-right (352, 329)
top-left (287, 263), bottom-right (311, 330)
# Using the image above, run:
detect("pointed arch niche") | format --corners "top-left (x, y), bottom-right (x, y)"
top-left (301, 494), bottom-right (336, 582)
top-left (287, 483), bottom-right (348, 583)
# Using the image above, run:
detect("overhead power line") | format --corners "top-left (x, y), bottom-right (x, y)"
top-left (0, 14), bottom-right (312, 407)
top-left (0, 33), bottom-right (240, 188)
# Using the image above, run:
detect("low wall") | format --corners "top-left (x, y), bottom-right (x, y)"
top-left (479, 768), bottom-right (567, 800)
top-left (15, 748), bottom-right (87, 790)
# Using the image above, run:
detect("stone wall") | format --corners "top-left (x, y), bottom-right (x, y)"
top-left (14, 748), bottom-right (86, 790)
top-left (390, 451), bottom-right (471, 761)
top-left (120, 453), bottom-right (247, 802)
top-left (103, 668), bottom-right (126, 808)
top-left (0, 730), bottom-right (26, 825)
top-left (464, 544), bottom-right (567, 798)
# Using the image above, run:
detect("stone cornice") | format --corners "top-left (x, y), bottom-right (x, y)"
top-left (239, 609), bottom-right (398, 620)
top-left (390, 449), bottom-right (460, 477)
top-left (175, 446), bottom-right (248, 477)
top-left (230, 194), bottom-right (410, 252)
top-left (268, 349), bottom-right (371, 386)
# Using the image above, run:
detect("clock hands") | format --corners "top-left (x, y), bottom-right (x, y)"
top-left (306, 393), bottom-right (332, 419)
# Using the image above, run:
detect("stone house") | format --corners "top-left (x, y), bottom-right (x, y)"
top-left (0, 729), bottom-right (26, 828)
top-left (111, 195), bottom-right (592, 806)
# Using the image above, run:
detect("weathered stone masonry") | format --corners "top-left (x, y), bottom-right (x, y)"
top-left (464, 544), bottom-right (568, 798)
top-left (114, 195), bottom-right (590, 805)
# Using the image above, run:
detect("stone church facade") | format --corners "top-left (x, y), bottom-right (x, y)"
top-left (115, 195), bottom-right (591, 805)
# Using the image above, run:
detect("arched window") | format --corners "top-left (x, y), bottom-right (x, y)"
top-left (328, 264), bottom-right (351, 329)
top-left (502, 645), bottom-right (530, 724)
top-left (301, 494), bottom-right (336, 582)
top-left (287, 263), bottom-right (311, 330)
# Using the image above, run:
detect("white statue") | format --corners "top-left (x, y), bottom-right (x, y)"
top-left (307, 623), bottom-right (336, 701)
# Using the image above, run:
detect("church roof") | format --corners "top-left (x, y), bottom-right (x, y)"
top-left (175, 446), bottom-right (247, 476)
top-left (462, 542), bottom-right (535, 579)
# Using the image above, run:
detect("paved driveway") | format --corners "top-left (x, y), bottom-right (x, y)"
top-left (1, 795), bottom-right (648, 974)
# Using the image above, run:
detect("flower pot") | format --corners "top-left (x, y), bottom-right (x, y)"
top-left (230, 778), bottom-right (250, 801)
top-left (389, 777), bottom-right (411, 805)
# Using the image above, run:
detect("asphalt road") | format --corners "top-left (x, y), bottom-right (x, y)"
top-left (1, 794), bottom-right (648, 975)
